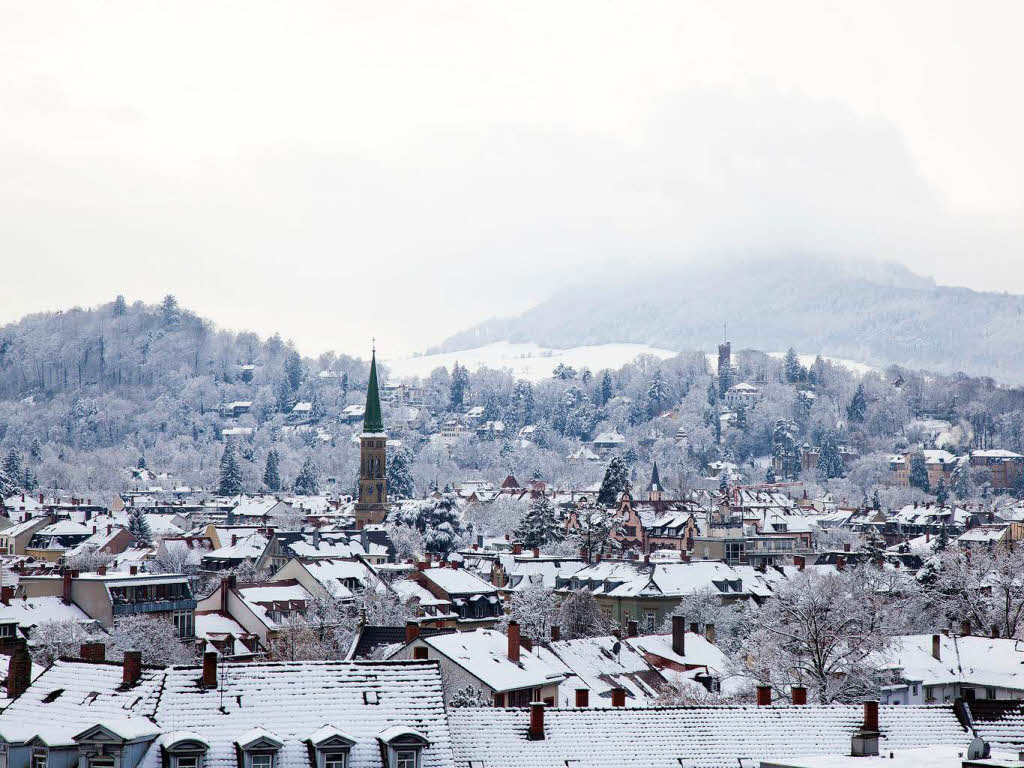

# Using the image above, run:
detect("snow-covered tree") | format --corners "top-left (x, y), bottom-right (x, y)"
top-left (449, 362), bottom-right (470, 409)
top-left (496, 584), bottom-right (560, 642)
top-left (293, 456), bottom-right (320, 495)
top-left (403, 494), bottom-right (465, 557)
top-left (951, 460), bottom-right (972, 500)
top-left (127, 508), bottom-right (153, 546)
top-left (935, 476), bottom-right (949, 506)
top-left (846, 384), bottom-right (868, 423)
top-left (815, 429), bottom-right (845, 480)
top-left (932, 546), bottom-right (1024, 638)
top-left (387, 446), bottom-right (415, 500)
top-left (658, 585), bottom-right (750, 653)
top-left (598, 371), bottom-right (614, 405)
top-left (218, 442), bottom-right (244, 495)
top-left (908, 452), bottom-right (930, 493)
top-left (109, 614), bottom-right (196, 665)
top-left (568, 507), bottom-right (624, 559)
top-left (284, 349), bottom-right (305, 391)
top-left (783, 347), bottom-right (802, 383)
top-left (771, 419), bottom-right (801, 480)
top-left (67, 546), bottom-right (115, 573)
top-left (514, 495), bottom-right (563, 548)
top-left (269, 595), bottom-right (351, 661)
top-left (556, 589), bottom-right (614, 640)
top-left (744, 569), bottom-right (892, 703)
top-left (449, 684), bottom-right (492, 708)
top-left (160, 294), bottom-right (181, 327)
top-left (29, 619), bottom-right (93, 666)
top-left (2, 449), bottom-right (23, 483)
top-left (932, 524), bottom-right (950, 552)
top-left (112, 294), bottom-right (128, 316)
top-left (597, 456), bottom-right (630, 506)
top-left (647, 369), bottom-right (669, 416)
top-left (263, 449), bottom-right (282, 491)
top-left (385, 518), bottom-right (424, 561)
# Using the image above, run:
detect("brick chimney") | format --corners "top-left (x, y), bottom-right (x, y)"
top-left (512, 544), bottom-right (523, 555)
top-left (550, 625), bottom-right (560, 642)
top-left (932, 634), bottom-right (941, 661)
top-left (794, 555), bottom-right (805, 571)
top-left (580, 546), bottom-right (589, 562)
top-left (575, 688), bottom-right (589, 707)
top-left (508, 621), bottom-right (521, 662)
top-left (529, 702), bottom-right (545, 740)
top-left (7, 643), bottom-right (31, 698)
top-left (97, 565), bottom-right (106, 576)
top-left (62, 569), bottom-right (73, 605)
top-left (122, 650), bottom-right (142, 686)
top-left (756, 685), bottom-right (772, 706)
top-left (611, 687), bottom-right (626, 707)
top-left (595, 552), bottom-right (602, 563)
top-left (863, 700), bottom-right (879, 732)
top-left (836, 556), bottom-right (846, 572)
top-left (533, 547), bottom-right (540, 558)
top-left (129, 565), bottom-right (138, 575)
top-left (681, 552), bottom-right (691, 563)
top-left (202, 651), bottom-right (218, 688)
top-left (416, 560), bottom-right (428, 571)
top-left (80, 642), bottom-right (105, 662)
top-left (705, 624), bottom-right (716, 645)
top-left (852, 700), bottom-right (881, 756)
top-left (791, 685), bottom-right (807, 705)
top-left (626, 620), bottom-right (638, 638)
top-left (406, 620), bottom-right (420, 643)
top-left (961, 620), bottom-right (971, 636)
top-left (671, 615), bottom-right (685, 657)
top-left (689, 621), bottom-right (699, 635)
top-left (0, 586), bottom-right (11, 606)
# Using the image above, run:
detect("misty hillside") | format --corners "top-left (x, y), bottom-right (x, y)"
top-left (439, 257), bottom-right (1024, 383)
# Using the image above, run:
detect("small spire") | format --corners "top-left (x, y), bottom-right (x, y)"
top-left (363, 345), bottom-right (384, 434)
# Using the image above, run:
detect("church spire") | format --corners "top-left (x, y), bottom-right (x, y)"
top-left (363, 346), bottom-right (384, 434)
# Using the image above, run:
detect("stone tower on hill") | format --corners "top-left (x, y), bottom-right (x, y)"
top-left (355, 347), bottom-right (387, 528)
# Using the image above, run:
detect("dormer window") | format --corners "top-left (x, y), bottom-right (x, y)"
top-left (163, 732), bottom-right (210, 768)
top-left (308, 725), bottom-right (355, 768)
top-left (377, 727), bottom-right (429, 768)
top-left (237, 729), bottom-right (282, 768)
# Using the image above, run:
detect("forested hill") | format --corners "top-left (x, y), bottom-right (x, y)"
top-left (439, 258), bottom-right (1024, 383)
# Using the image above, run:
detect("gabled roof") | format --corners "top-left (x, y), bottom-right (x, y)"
top-left (346, 626), bottom-right (457, 660)
top-left (448, 704), bottom-right (969, 768)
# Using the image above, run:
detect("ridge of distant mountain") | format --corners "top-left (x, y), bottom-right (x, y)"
top-left (436, 257), bottom-right (1024, 383)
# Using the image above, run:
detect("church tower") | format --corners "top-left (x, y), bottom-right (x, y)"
top-left (355, 347), bottom-right (387, 528)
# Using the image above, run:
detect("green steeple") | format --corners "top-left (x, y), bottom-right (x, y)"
top-left (363, 347), bottom-right (384, 434)
top-left (648, 461), bottom-right (662, 492)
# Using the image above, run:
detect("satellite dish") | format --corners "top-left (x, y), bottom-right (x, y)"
top-left (612, 641), bottom-right (621, 655)
top-left (967, 737), bottom-right (990, 760)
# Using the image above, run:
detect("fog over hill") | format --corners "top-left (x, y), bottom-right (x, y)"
top-left (438, 256), bottom-right (1024, 383)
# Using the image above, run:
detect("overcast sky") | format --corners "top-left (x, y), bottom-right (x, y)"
top-left (2, 1), bottom-right (1022, 357)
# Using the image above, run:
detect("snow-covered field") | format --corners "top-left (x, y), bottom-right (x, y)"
top-left (384, 342), bottom-right (677, 382)
top-left (764, 351), bottom-right (877, 376)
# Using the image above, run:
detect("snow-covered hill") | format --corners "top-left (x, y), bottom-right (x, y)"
top-left (384, 342), bottom-right (677, 383)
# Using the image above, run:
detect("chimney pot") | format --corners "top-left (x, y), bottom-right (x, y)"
top-left (550, 625), bottom-right (560, 642)
top-left (508, 621), bottom-right (521, 662)
top-left (575, 688), bottom-right (589, 707)
top-left (611, 687), bottom-right (626, 707)
top-left (932, 634), bottom-right (941, 661)
top-left (627, 620), bottom-right (638, 638)
top-left (595, 552), bottom-right (602, 563)
top-left (62, 569), bottom-right (73, 605)
top-left (791, 685), bottom-right (807, 705)
top-left (863, 700), bottom-right (879, 732)
top-left (122, 650), bottom-right (142, 686)
top-left (6, 644), bottom-right (31, 699)
top-left (202, 650), bottom-right (218, 688)
top-left (0, 586), bottom-right (11, 606)
top-left (756, 685), bottom-right (772, 706)
top-left (705, 623), bottom-right (716, 645)
top-left (671, 615), bottom-right (686, 657)
top-left (97, 565), bottom-right (106, 576)
top-left (529, 701), bottom-right (545, 740)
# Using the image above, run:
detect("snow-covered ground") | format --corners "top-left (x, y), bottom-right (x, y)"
top-left (384, 342), bottom-right (677, 382)
top-left (764, 351), bottom-right (877, 376)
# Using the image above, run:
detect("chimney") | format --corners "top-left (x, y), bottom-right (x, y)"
top-left (220, 576), bottom-right (231, 613)
top-left (550, 625), bottom-right (560, 642)
top-left (756, 685), bottom-right (772, 706)
top-left (925, 532), bottom-right (930, 543)
top-left (533, 547), bottom-right (540, 558)
top-left (794, 555), bottom-right (805, 571)
top-left (791, 685), bottom-right (807, 705)
top-left (122, 650), bottom-right (142, 686)
top-left (451, 560), bottom-right (460, 569)
top-left (311, 526), bottom-right (321, 549)
top-left (6, 644), bottom-right (31, 699)
top-left (575, 688), bottom-right (589, 707)
top-left (671, 615), bottom-right (686, 657)
top-left (80, 642), bottom-right (105, 662)
top-left (508, 621), bottom-right (521, 662)
top-left (512, 544), bottom-right (523, 555)
top-left (961, 620), bottom-right (971, 636)
top-left (705, 624), bottom-right (716, 645)
top-left (404, 620), bottom-right (421, 644)
top-left (643, 554), bottom-right (650, 564)
top-left (97, 565), bottom-right (106, 576)
top-left (107, 524), bottom-right (113, 536)
top-left (843, 543), bottom-right (851, 552)
top-left (611, 687), bottom-right (626, 707)
top-left (689, 622), bottom-right (699, 635)
top-left (62, 569), bottom-right (73, 605)
top-left (942, 628), bottom-right (950, 636)
top-left (416, 560), bottom-right (428, 571)
top-left (932, 634), bottom-right (941, 661)
top-left (992, 625), bottom-right (1000, 639)
top-left (520, 636), bottom-right (533, 653)
top-left (580, 546), bottom-right (589, 562)
top-left (595, 552), bottom-right (603, 563)
top-left (0, 586), bottom-right (11, 606)
top-left (231, 535), bottom-right (238, 546)
top-left (836, 556), bottom-right (846, 572)
top-left (627, 620), bottom-right (638, 638)
top-left (681, 552), bottom-right (691, 563)
top-left (863, 700), bottom-right (879, 732)
top-left (129, 565), bottom-right (138, 575)
top-left (202, 651), bottom-right (218, 688)
top-left (529, 702), bottom-right (545, 740)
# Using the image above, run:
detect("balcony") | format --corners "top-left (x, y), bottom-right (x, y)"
top-left (112, 598), bottom-right (197, 616)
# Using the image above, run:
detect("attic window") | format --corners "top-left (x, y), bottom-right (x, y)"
top-left (42, 688), bottom-right (65, 703)
top-left (363, 691), bottom-right (379, 705)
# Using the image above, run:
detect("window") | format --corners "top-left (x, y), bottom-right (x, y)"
top-left (395, 751), bottom-right (417, 768)
top-left (324, 755), bottom-right (347, 768)
top-left (176, 757), bottom-right (200, 768)
top-left (174, 610), bottom-right (195, 638)
top-left (251, 755), bottom-right (273, 768)
top-left (91, 758), bottom-right (115, 768)
top-left (31, 749), bottom-right (46, 768)
top-left (911, 684), bottom-right (918, 696)
top-left (643, 611), bottom-right (657, 633)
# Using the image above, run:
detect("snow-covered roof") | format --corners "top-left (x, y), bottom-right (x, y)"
top-left (878, 634), bottom-right (1024, 691)
top-left (205, 532), bottom-right (269, 561)
top-left (417, 566), bottom-right (497, 596)
top-left (626, 632), bottom-right (741, 694)
top-left (0, 595), bottom-right (94, 629)
top-left (535, 635), bottom-right (666, 706)
top-left (448, 704), bottom-right (969, 768)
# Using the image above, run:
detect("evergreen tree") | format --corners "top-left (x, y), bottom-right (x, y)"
top-left (29, 437), bottom-right (43, 462)
top-left (553, 363), bottom-right (577, 380)
top-left (706, 381), bottom-right (718, 407)
top-left (846, 384), bottom-right (868, 423)
top-left (599, 371), bottom-right (614, 406)
top-left (863, 531), bottom-right (886, 564)
top-left (387, 446), bottom-right (415, 500)
top-left (581, 368), bottom-right (592, 385)
top-left (2, 449), bottom-right (22, 481)
top-left (274, 376), bottom-right (296, 413)
top-left (137, 454), bottom-right (147, 470)
top-left (449, 363), bottom-right (470, 409)
top-left (771, 419), bottom-right (801, 480)
top-left (872, 489), bottom-right (881, 511)
top-left (482, 392), bottom-right (502, 422)
top-left (597, 456), bottom-right (630, 506)
top-left (933, 524), bottom-right (949, 552)
top-left (263, 449), bottom-right (282, 492)
top-left (112, 294), bottom-right (128, 317)
top-left (935, 476), bottom-right (949, 506)
top-left (218, 442), bottom-right (244, 495)
top-left (647, 369), bottom-right (669, 417)
top-left (718, 472), bottom-right (730, 495)
top-left (309, 388), bottom-right (326, 421)
top-left (951, 460), bottom-right (971, 500)
top-left (514, 495), bottom-right (564, 548)
top-left (160, 294), bottom-right (181, 326)
top-left (284, 350), bottom-right (305, 391)
top-left (418, 494), bottom-right (464, 557)
top-left (909, 452), bottom-right (930, 493)
top-left (736, 405), bottom-right (747, 430)
top-left (512, 380), bottom-right (536, 425)
top-left (293, 456), bottom-right (320, 495)
top-left (127, 508), bottom-right (153, 546)
top-left (21, 467), bottom-right (36, 492)
top-left (784, 347), bottom-right (802, 383)
top-left (764, 464), bottom-right (776, 484)
top-left (815, 429), bottom-right (845, 479)
top-left (0, 466), bottom-right (14, 497)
